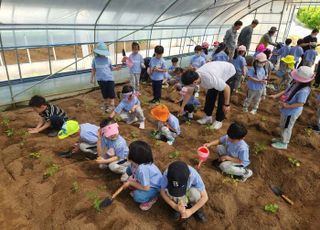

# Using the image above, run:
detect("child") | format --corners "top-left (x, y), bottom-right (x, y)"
top-left (211, 41), bottom-right (219, 55)
top-left (91, 42), bottom-right (121, 112)
top-left (201, 41), bottom-right (209, 60)
top-left (127, 42), bottom-right (145, 92)
top-left (276, 55), bottom-right (296, 90)
top-left (270, 42), bottom-right (283, 66)
top-left (303, 44), bottom-right (318, 67)
top-left (160, 161), bottom-right (208, 222)
top-left (189, 45), bottom-right (206, 70)
top-left (96, 119), bottom-right (130, 181)
top-left (167, 67), bottom-right (184, 103)
top-left (270, 66), bottom-right (314, 149)
top-left (243, 53), bottom-right (268, 115)
top-left (123, 141), bottom-right (162, 210)
top-left (312, 93), bottom-right (320, 133)
top-left (148, 45), bottom-right (167, 104)
top-left (150, 104), bottom-right (180, 145)
top-left (58, 120), bottom-right (99, 160)
top-left (28, 95), bottom-right (68, 137)
top-left (204, 122), bottom-right (252, 181)
top-left (109, 85), bottom-right (145, 129)
top-left (232, 45), bottom-right (247, 92)
top-left (253, 43), bottom-right (266, 58)
top-left (168, 57), bottom-right (179, 76)
top-left (278, 38), bottom-right (292, 59)
top-left (289, 39), bottom-right (304, 68)
top-left (178, 70), bottom-right (200, 120)
top-left (212, 42), bottom-right (229, 62)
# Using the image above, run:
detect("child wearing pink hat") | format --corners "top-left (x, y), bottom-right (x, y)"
top-left (232, 45), bottom-right (247, 92)
top-left (96, 119), bottom-right (130, 181)
top-left (269, 66), bottom-right (314, 149)
top-left (243, 53), bottom-right (268, 115)
top-left (253, 44), bottom-right (267, 58)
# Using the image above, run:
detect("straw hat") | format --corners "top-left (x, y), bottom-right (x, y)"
top-left (94, 42), bottom-right (110, 56)
top-left (238, 45), bottom-right (246, 52)
top-left (291, 66), bottom-right (314, 83)
top-left (58, 120), bottom-right (80, 139)
top-left (150, 104), bottom-right (170, 122)
top-left (256, 53), bottom-right (268, 62)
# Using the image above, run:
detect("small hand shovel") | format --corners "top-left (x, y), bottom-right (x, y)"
top-left (99, 185), bottom-right (125, 208)
top-left (271, 185), bottom-right (294, 205)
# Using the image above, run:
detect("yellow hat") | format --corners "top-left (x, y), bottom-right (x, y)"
top-left (281, 55), bottom-right (296, 70)
top-left (150, 104), bottom-right (170, 122)
top-left (58, 120), bottom-right (80, 139)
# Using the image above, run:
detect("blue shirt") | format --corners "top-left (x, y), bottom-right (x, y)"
top-left (80, 123), bottom-right (99, 145)
top-left (134, 163), bottom-right (162, 189)
top-left (129, 53), bottom-right (144, 74)
top-left (168, 65), bottom-right (176, 73)
top-left (281, 86), bottom-right (310, 116)
top-left (247, 66), bottom-right (266, 91)
top-left (289, 46), bottom-right (304, 63)
top-left (101, 135), bottom-right (128, 160)
top-left (220, 135), bottom-right (250, 167)
top-left (114, 96), bottom-right (140, 113)
top-left (278, 45), bottom-right (291, 58)
top-left (160, 165), bottom-right (205, 192)
top-left (92, 56), bottom-right (113, 82)
top-left (232, 55), bottom-right (247, 75)
top-left (304, 49), bottom-right (317, 63)
top-left (190, 55), bottom-right (206, 69)
top-left (166, 113), bottom-right (181, 135)
top-left (212, 51), bottom-right (228, 62)
top-left (150, 57), bottom-right (167, 81)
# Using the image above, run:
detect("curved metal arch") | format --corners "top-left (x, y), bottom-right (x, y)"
top-left (178, 1), bottom-right (240, 55)
top-left (93, 0), bottom-right (113, 44)
top-left (147, 0), bottom-right (180, 57)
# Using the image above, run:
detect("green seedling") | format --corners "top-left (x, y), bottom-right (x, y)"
top-left (1, 116), bottom-right (10, 127)
top-left (185, 120), bottom-right (191, 126)
top-left (151, 130), bottom-right (159, 139)
top-left (253, 143), bottom-right (267, 155)
top-left (264, 204), bottom-right (279, 214)
top-left (43, 163), bottom-right (59, 178)
top-left (71, 181), bottom-right (80, 193)
top-left (288, 157), bottom-right (301, 167)
top-left (304, 128), bottom-right (312, 137)
top-left (205, 123), bottom-right (212, 130)
top-left (261, 116), bottom-right (268, 122)
top-left (190, 158), bottom-right (199, 165)
top-left (86, 191), bottom-right (102, 212)
top-left (169, 151), bottom-right (180, 159)
top-left (97, 184), bottom-right (107, 192)
top-left (29, 152), bottom-right (41, 159)
top-left (130, 130), bottom-right (138, 139)
top-left (114, 116), bottom-right (122, 122)
top-left (222, 174), bottom-right (241, 186)
top-left (5, 128), bottom-right (14, 137)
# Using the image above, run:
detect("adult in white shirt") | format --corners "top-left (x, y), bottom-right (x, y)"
top-left (196, 61), bottom-right (236, 129)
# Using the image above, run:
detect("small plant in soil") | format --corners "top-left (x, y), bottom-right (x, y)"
top-left (29, 152), bottom-right (41, 159)
top-left (261, 116), bottom-right (268, 122)
top-left (264, 203), bottom-right (279, 214)
top-left (5, 128), bottom-right (14, 137)
top-left (253, 143), bottom-right (267, 155)
top-left (185, 120), bottom-right (191, 126)
top-left (71, 181), bottom-right (80, 193)
top-left (1, 116), bottom-right (10, 127)
top-left (154, 140), bottom-right (161, 147)
top-left (85, 191), bottom-right (103, 212)
top-left (43, 163), bottom-right (60, 178)
top-left (113, 116), bottom-right (122, 122)
top-left (169, 151), bottom-right (180, 159)
top-left (288, 157), bottom-right (301, 167)
top-left (150, 130), bottom-right (159, 139)
top-left (130, 130), bottom-right (138, 139)
top-left (222, 174), bottom-right (241, 186)
top-left (304, 128), bottom-right (313, 137)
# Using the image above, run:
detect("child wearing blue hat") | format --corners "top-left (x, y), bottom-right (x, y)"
top-left (91, 42), bottom-right (121, 113)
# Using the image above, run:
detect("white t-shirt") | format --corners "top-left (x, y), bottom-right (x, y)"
top-left (196, 61), bottom-right (236, 91)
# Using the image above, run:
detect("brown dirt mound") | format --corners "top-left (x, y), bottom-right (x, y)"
top-left (0, 84), bottom-right (319, 229)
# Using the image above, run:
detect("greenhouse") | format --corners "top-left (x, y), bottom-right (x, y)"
top-left (0, 0), bottom-right (319, 229)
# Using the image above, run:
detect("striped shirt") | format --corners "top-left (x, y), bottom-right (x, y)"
top-left (40, 104), bottom-right (68, 121)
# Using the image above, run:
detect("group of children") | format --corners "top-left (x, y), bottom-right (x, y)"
top-left (25, 37), bottom-right (319, 221)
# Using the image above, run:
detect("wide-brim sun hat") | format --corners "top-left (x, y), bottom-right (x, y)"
top-left (281, 55), bottom-right (295, 64)
top-left (150, 104), bottom-right (170, 122)
top-left (94, 42), bottom-right (110, 56)
top-left (291, 66), bottom-right (314, 83)
top-left (102, 123), bottom-right (119, 138)
top-left (256, 53), bottom-right (268, 62)
top-left (58, 120), bottom-right (80, 139)
top-left (238, 45), bottom-right (246, 52)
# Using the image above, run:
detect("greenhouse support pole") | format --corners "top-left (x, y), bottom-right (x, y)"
top-left (276, 0), bottom-right (287, 42)
top-left (0, 33), bottom-right (15, 105)
top-left (284, 4), bottom-right (296, 41)
top-left (168, 37), bottom-right (172, 56)
top-left (282, 4), bottom-right (294, 41)
top-left (13, 31), bottom-right (22, 80)
top-left (146, 0), bottom-right (179, 57)
top-left (93, 0), bottom-right (112, 45)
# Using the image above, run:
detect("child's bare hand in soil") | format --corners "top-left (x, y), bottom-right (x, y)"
top-left (72, 143), bottom-right (80, 153)
top-left (28, 128), bottom-right (39, 134)
top-left (181, 209), bottom-right (192, 219)
top-left (219, 155), bottom-right (230, 162)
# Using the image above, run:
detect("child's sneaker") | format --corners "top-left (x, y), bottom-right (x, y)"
top-left (271, 141), bottom-right (288, 150)
top-left (105, 106), bottom-right (114, 113)
top-left (271, 137), bottom-right (282, 143)
top-left (127, 117), bottom-right (138, 125)
top-left (120, 173), bottom-right (129, 182)
top-left (250, 109), bottom-right (257, 115)
top-left (243, 107), bottom-right (248, 113)
top-left (241, 169), bottom-right (253, 182)
top-left (187, 113), bottom-right (193, 119)
top-left (210, 121), bottom-right (223, 130)
top-left (167, 138), bottom-right (175, 145)
top-left (312, 125), bottom-right (320, 133)
top-left (197, 116), bottom-right (212, 125)
top-left (149, 99), bottom-right (160, 104)
top-left (139, 197), bottom-right (157, 211)
top-left (195, 92), bottom-right (199, 98)
top-left (139, 122), bottom-right (145, 129)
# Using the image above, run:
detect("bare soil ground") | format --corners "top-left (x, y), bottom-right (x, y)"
top-left (0, 83), bottom-right (319, 230)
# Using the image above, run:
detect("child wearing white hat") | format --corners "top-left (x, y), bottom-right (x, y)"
top-left (270, 66), bottom-right (314, 150)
